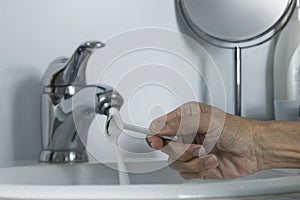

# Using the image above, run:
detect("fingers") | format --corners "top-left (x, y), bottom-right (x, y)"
top-left (161, 140), bottom-right (201, 161)
top-left (147, 134), bottom-right (220, 180)
top-left (169, 154), bottom-right (218, 172)
top-left (149, 102), bottom-right (202, 135)
top-left (147, 135), bottom-right (202, 161)
top-left (147, 135), bottom-right (206, 157)
top-left (180, 171), bottom-right (213, 180)
top-left (150, 114), bottom-right (202, 145)
top-left (150, 102), bottom-right (217, 137)
top-left (170, 154), bottom-right (219, 180)
top-left (149, 102), bottom-right (226, 157)
top-left (180, 167), bottom-right (223, 180)
top-left (159, 139), bottom-right (219, 178)
top-left (146, 135), bottom-right (164, 150)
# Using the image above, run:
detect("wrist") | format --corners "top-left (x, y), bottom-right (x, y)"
top-left (255, 121), bottom-right (300, 170)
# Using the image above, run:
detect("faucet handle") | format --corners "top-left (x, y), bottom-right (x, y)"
top-left (42, 41), bottom-right (105, 87)
top-left (77, 41), bottom-right (105, 51)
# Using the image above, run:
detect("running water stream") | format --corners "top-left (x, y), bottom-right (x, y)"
top-left (105, 108), bottom-right (130, 185)
top-left (105, 107), bottom-right (177, 185)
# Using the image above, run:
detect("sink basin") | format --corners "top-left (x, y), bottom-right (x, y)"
top-left (0, 161), bottom-right (299, 199)
top-left (0, 161), bottom-right (186, 186)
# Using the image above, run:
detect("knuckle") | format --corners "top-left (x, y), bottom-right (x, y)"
top-left (190, 159), bottom-right (203, 172)
top-left (178, 148), bottom-right (193, 161)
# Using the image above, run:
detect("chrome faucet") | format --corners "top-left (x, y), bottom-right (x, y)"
top-left (39, 41), bottom-right (123, 163)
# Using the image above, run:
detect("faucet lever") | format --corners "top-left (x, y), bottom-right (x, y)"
top-left (63, 41), bottom-right (105, 86)
top-left (42, 41), bottom-right (105, 87)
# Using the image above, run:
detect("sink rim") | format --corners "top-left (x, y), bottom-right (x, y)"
top-left (0, 161), bottom-right (299, 199)
top-left (0, 167), bottom-right (299, 199)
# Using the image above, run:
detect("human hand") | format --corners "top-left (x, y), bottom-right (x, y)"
top-left (147, 102), bottom-right (260, 179)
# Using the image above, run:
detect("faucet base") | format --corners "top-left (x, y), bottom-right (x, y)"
top-left (39, 150), bottom-right (88, 163)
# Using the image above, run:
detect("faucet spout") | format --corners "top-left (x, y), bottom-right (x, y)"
top-left (39, 41), bottom-right (123, 164)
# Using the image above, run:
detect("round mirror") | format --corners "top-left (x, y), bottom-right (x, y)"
top-left (177, 0), bottom-right (296, 115)
top-left (178, 0), bottom-right (295, 48)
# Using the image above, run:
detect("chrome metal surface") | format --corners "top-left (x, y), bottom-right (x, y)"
top-left (178, 0), bottom-right (296, 49)
top-left (177, 0), bottom-right (296, 116)
top-left (43, 41), bottom-right (105, 87)
top-left (234, 47), bottom-right (242, 116)
top-left (39, 41), bottom-right (123, 163)
top-left (39, 150), bottom-right (88, 163)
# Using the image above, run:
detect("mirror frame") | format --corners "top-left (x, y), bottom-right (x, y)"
top-left (177, 0), bottom-right (296, 49)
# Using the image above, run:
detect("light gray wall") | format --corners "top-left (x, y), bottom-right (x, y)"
top-left (0, 0), bottom-right (275, 164)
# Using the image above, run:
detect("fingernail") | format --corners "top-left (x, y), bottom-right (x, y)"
top-left (146, 136), bottom-right (155, 148)
top-left (146, 136), bottom-right (163, 150)
top-left (204, 155), bottom-right (218, 168)
top-left (198, 146), bottom-right (206, 158)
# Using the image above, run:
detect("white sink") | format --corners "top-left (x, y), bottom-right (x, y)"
top-left (0, 161), bottom-right (299, 199)
top-left (0, 161), bottom-right (187, 186)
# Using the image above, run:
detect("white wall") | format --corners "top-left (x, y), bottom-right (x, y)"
top-left (0, 0), bottom-right (275, 164)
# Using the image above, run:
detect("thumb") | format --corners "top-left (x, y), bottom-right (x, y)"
top-left (150, 102), bottom-right (202, 135)
top-left (161, 140), bottom-right (202, 162)
top-left (150, 115), bottom-right (200, 145)
top-left (150, 102), bottom-right (226, 156)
